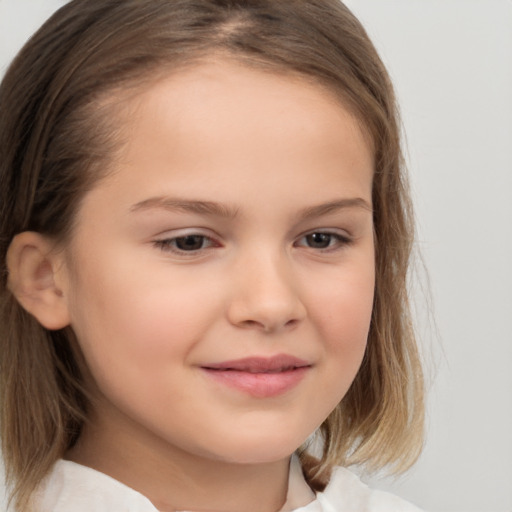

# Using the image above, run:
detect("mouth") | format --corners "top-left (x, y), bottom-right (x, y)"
top-left (200, 355), bottom-right (311, 398)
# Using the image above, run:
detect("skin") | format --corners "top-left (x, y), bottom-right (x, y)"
top-left (56, 59), bottom-right (376, 512)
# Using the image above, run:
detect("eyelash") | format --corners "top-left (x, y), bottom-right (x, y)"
top-left (295, 232), bottom-right (352, 251)
top-left (153, 234), bottom-right (219, 255)
top-left (152, 230), bottom-right (352, 256)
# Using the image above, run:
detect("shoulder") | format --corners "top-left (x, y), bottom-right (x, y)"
top-left (312, 466), bottom-right (423, 512)
top-left (34, 460), bottom-right (158, 512)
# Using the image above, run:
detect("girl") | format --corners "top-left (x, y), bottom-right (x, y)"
top-left (0, 1), bottom-right (424, 511)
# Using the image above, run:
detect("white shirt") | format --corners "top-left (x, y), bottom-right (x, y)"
top-left (34, 455), bottom-right (423, 512)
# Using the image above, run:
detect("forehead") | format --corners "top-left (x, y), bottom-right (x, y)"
top-left (116, 59), bottom-right (373, 176)
top-left (73, 58), bottom-right (374, 231)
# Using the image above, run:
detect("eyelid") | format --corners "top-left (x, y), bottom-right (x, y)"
top-left (150, 227), bottom-right (353, 257)
top-left (152, 229), bottom-right (222, 256)
top-left (294, 229), bottom-right (353, 251)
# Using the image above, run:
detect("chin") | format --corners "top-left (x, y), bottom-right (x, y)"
top-left (206, 433), bottom-right (305, 465)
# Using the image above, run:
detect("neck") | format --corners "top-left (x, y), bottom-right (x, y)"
top-left (66, 404), bottom-right (291, 512)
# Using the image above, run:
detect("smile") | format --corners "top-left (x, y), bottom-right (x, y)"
top-left (201, 355), bottom-right (311, 398)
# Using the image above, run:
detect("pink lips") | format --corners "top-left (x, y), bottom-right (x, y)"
top-left (201, 354), bottom-right (311, 398)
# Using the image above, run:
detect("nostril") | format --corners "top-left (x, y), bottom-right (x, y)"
top-left (241, 320), bottom-right (260, 329)
top-left (239, 317), bottom-right (300, 332)
top-left (227, 281), bottom-right (307, 332)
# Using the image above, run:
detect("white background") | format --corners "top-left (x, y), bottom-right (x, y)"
top-left (1, 1), bottom-right (511, 511)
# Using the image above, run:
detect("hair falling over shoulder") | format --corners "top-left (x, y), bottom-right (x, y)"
top-left (0, 1), bottom-right (424, 510)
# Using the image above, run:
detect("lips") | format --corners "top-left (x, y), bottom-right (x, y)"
top-left (201, 354), bottom-right (311, 398)
top-left (203, 354), bottom-right (310, 372)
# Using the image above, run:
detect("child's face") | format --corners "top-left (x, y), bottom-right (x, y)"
top-left (59, 59), bottom-right (375, 465)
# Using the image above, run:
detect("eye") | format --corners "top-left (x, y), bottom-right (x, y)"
top-left (295, 231), bottom-right (351, 251)
top-left (153, 234), bottom-right (218, 254)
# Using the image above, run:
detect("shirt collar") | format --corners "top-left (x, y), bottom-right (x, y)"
top-left (278, 454), bottom-right (316, 511)
top-left (39, 453), bottom-right (316, 512)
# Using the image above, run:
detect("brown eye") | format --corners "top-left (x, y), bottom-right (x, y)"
top-left (305, 233), bottom-right (334, 249)
top-left (154, 234), bottom-right (217, 254)
top-left (174, 235), bottom-right (207, 251)
top-left (295, 231), bottom-right (352, 252)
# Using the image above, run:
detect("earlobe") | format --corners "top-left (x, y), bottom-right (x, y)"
top-left (6, 232), bottom-right (71, 330)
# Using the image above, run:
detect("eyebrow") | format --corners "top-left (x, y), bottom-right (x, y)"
top-left (129, 196), bottom-right (372, 220)
top-left (296, 197), bottom-right (372, 222)
top-left (130, 197), bottom-right (239, 218)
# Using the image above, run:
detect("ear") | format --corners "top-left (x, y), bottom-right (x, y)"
top-left (6, 232), bottom-right (71, 330)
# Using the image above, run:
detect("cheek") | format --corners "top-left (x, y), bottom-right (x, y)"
top-left (65, 259), bottom-right (218, 391)
top-left (314, 259), bottom-right (374, 335)
top-left (309, 262), bottom-right (375, 383)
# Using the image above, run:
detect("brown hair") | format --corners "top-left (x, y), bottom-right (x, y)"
top-left (0, 1), bottom-right (424, 510)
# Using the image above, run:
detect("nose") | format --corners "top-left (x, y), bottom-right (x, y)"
top-left (226, 252), bottom-right (307, 333)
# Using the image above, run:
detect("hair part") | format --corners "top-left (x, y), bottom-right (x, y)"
top-left (0, 1), bottom-right (424, 509)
